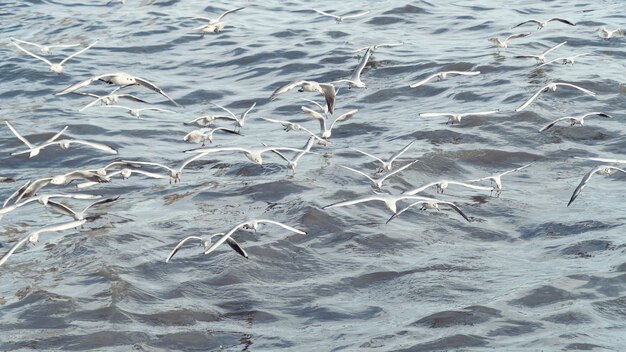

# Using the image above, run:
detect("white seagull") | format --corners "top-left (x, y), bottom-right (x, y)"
top-left (203, 219), bottom-right (306, 256)
top-left (386, 199), bottom-right (470, 223)
top-left (420, 110), bottom-right (498, 125)
top-left (48, 196), bottom-right (119, 220)
top-left (351, 140), bottom-right (415, 174)
top-left (409, 70), bottom-right (480, 88)
top-left (488, 33), bottom-right (532, 49)
top-left (0, 193), bottom-right (102, 217)
top-left (339, 160), bottom-right (418, 190)
top-left (301, 106), bottom-right (358, 140)
top-left (183, 127), bottom-right (240, 146)
top-left (596, 27), bottom-right (625, 40)
top-left (512, 18), bottom-right (576, 30)
top-left (270, 81), bottom-right (336, 114)
top-left (514, 41), bottom-right (567, 64)
top-left (539, 112), bottom-right (612, 132)
top-left (0, 220), bottom-right (86, 267)
top-left (112, 154), bottom-right (210, 183)
top-left (323, 193), bottom-right (441, 214)
top-left (184, 146), bottom-right (307, 166)
top-left (193, 7), bottom-right (245, 34)
top-left (467, 163), bottom-right (533, 197)
top-left (537, 53), bottom-right (591, 68)
top-left (260, 117), bottom-right (326, 143)
top-left (10, 38), bottom-right (98, 74)
top-left (104, 105), bottom-right (174, 118)
top-left (56, 72), bottom-right (181, 107)
top-left (312, 8), bottom-right (370, 23)
top-left (333, 47), bottom-right (372, 88)
top-left (212, 102), bottom-right (256, 132)
top-left (568, 165), bottom-right (626, 206)
top-left (165, 233), bottom-right (248, 263)
top-left (267, 137), bottom-right (316, 174)
top-left (515, 82), bottom-right (595, 112)
top-left (5, 121), bottom-right (67, 158)
top-left (76, 168), bottom-right (170, 189)
top-left (403, 180), bottom-right (493, 195)
top-left (10, 38), bottom-right (80, 54)
top-left (3, 178), bottom-right (53, 206)
top-left (77, 92), bottom-right (149, 111)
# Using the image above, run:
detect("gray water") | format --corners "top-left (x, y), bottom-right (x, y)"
top-left (1, 0), bottom-right (626, 350)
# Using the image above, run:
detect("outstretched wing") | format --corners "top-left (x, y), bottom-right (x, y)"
top-left (134, 76), bottom-right (181, 107)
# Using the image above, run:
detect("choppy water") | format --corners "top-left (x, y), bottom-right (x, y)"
top-left (1, 0), bottom-right (626, 350)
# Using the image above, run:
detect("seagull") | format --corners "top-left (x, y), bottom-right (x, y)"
top-left (572, 157), bottom-right (626, 164)
top-left (3, 178), bottom-right (53, 206)
top-left (203, 219), bottom-right (306, 256)
top-left (354, 42), bottom-right (403, 53)
top-left (386, 199), bottom-right (471, 223)
top-left (0, 177), bottom-right (15, 183)
top-left (515, 82), bottom-right (595, 112)
top-left (323, 193), bottom-right (441, 214)
top-left (15, 138), bottom-right (118, 157)
top-left (212, 102), bottom-right (256, 132)
top-left (10, 38), bottom-right (98, 74)
top-left (267, 137), bottom-right (316, 174)
top-left (270, 81), bottom-right (336, 114)
top-left (512, 18), bottom-right (576, 30)
top-left (339, 160), bottom-right (418, 190)
top-left (260, 117), bottom-right (326, 143)
top-left (568, 165), bottom-right (626, 206)
top-left (165, 233), bottom-right (248, 263)
top-left (50, 170), bottom-right (109, 186)
top-left (88, 160), bottom-right (146, 176)
top-left (10, 38), bottom-right (80, 54)
top-left (0, 220), bottom-right (86, 267)
top-left (596, 27), bottom-right (625, 40)
top-left (104, 105), bottom-right (174, 118)
top-left (409, 70), bottom-right (480, 88)
top-left (192, 7), bottom-right (245, 34)
top-left (184, 114), bottom-right (237, 127)
top-left (0, 193), bottom-right (102, 217)
top-left (467, 163), bottom-right (533, 197)
top-left (312, 8), bottom-right (370, 23)
top-left (5, 122), bottom-right (67, 158)
top-left (536, 53), bottom-right (591, 68)
top-left (514, 41), bottom-right (566, 64)
top-left (301, 106), bottom-right (358, 140)
top-left (488, 33), bottom-right (532, 49)
top-left (76, 168), bottom-right (170, 189)
top-left (333, 47), bottom-right (371, 88)
top-left (56, 72), bottom-right (181, 107)
top-left (403, 180), bottom-right (493, 195)
top-left (184, 146), bottom-right (306, 166)
top-left (184, 127), bottom-right (240, 146)
top-left (112, 154), bottom-right (210, 183)
top-left (419, 110), bottom-right (498, 125)
top-left (539, 112), bottom-right (612, 132)
top-left (48, 196), bottom-right (119, 220)
top-left (351, 140), bottom-right (415, 174)
top-left (76, 92), bottom-right (149, 111)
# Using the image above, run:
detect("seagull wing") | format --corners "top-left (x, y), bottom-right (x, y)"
top-left (547, 18), bottom-right (576, 26)
top-left (60, 40), bottom-right (99, 65)
top-left (380, 160), bottom-right (418, 183)
top-left (539, 116), bottom-right (572, 132)
top-left (11, 40), bottom-right (53, 66)
top-left (240, 102), bottom-right (256, 121)
top-left (339, 165), bottom-right (376, 184)
top-left (460, 111), bottom-right (498, 117)
top-left (515, 84), bottom-right (550, 112)
top-left (350, 47), bottom-right (371, 82)
top-left (319, 84), bottom-right (336, 114)
top-left (343, 11), bottom-right (370, 19)
top-left (45, 125), bottom-right (68, 144)
top-left (574, 157), bottom-right (626, 164)
top-left (568, 166), bottom-right (603, 206)
top-left (165, 236), bottom-right (204, 263)
top-left (555, 83), bottom-right (595, 96)
top-left (409, 73), bottom-right (438, 88)
top-left (312, 8), bottom-right (339, 19)
top-left (504, 32), bottom-right (532, 42)
top-left (301, 106), bottom-right (326, 132)
top-left (129, 169), bottom-right (170, 179)
top-left (56, 73), bottom-right (117, 95)
top-left (256, 219), bottom-right (307, 235)
top-left (269, 80), bottom-right (305, 101)
top-left (203, 222), bottom-right (249, 255)
top-left (446, 181), bottom-right (494, 191)
top-left (420, 112), bottom-right (455, 118)
top-left (350, 148), bottom-right (385, 164)
top-left (55, 139), bottom-right (118, 154)
top-left (134, 76), bottom-right (181, 107)
top-left (512, 19), bottom-right (541, 29)
top-left (5, 121), bottom-right (33, 149)
top-left (499, 163), bottom-right (533, 177)
top-left (536, 57), bottom-right (563, 68)
top-left (441, 201), bottom-right (471, 222)
top-left (322, 195), bottom-right (387, 209)
top-left (542, 41), bottom-right (567, 56)
top-left (224, 237), bottom-right (248, 258)
top-left (46, 200), bottom-right (78, 217)
top-left (444, 71), bottom-right (481, 76)
top-left (216, 7), bottom-right (245, 21)
top-left (10, 38), bottom-right (43, 49)
top-left (329, 109), bottom-right (358, 130)
top-left (386, 200), bottom-right (427, 223)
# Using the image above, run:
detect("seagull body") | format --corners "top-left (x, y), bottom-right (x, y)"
top-left (351, 140), bottom-right (415, 174)
top-left (165, 233), bottom-right (247, 263)
top-left (0, 220), bottom-right (86, 267)
top-left (596, 27), bottom-right (625, 39)
top-left (268, 137), bottom-right (316, 173)
top-left (56, 72), bottom-right (181, 107)
top-left (333, 47), bottom-right (371, 88)
top-left (339, 160), bottom-right (418, 190)
top-left (515, 82), bottom-right (595, 112)
top-left (5, 121), bottom-right (67, 158)
top-left (404, 180), bottom-right (493, 195)
top-left (409, 70), bottom-right (480, 88)
top-left (10, 38), bottom-right (98, 74)
top-left (537, 53), bottom-right (591, 68)
top-left (468, 163), bottom-right (533, 196)
top-left (488, 33), bottom-right (531, 48)
top-left (48, 196), bottom-right (119, 220)
top-left (387, 199), bottom-right (470, 223)
top-left (301, 106), bottom-right (358, 140)
top-left (213, 102), bottom-right (256, 132)
top-left (539, 112), bottom-right (612, 132)
top-left (104, 105), bottom-right (174, 118)
top-left (185, 146), bottom-right (306, 166)
top-left (420, 110), bottom-right (498, 125)
top-left (514, 41), bottom-right (566, 64)
top-left (513, 18), bottom-right (576, 30)
top-left (568, 166), bottom-right (626, 206)
top-left (184, 127), bottom-right (240, 146)
top-left (10, 38), bottom-right (80, 54)
top-left (193, 7), bottom-right (245, 34)
top-left (203, 219), bottom-right (306, 256)
top-left (270, 80), bottom-right (336, 114)
top-left (77, 92), bottom-right (149, 111)
top-left (312, 8), bottom-right (370, 23)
